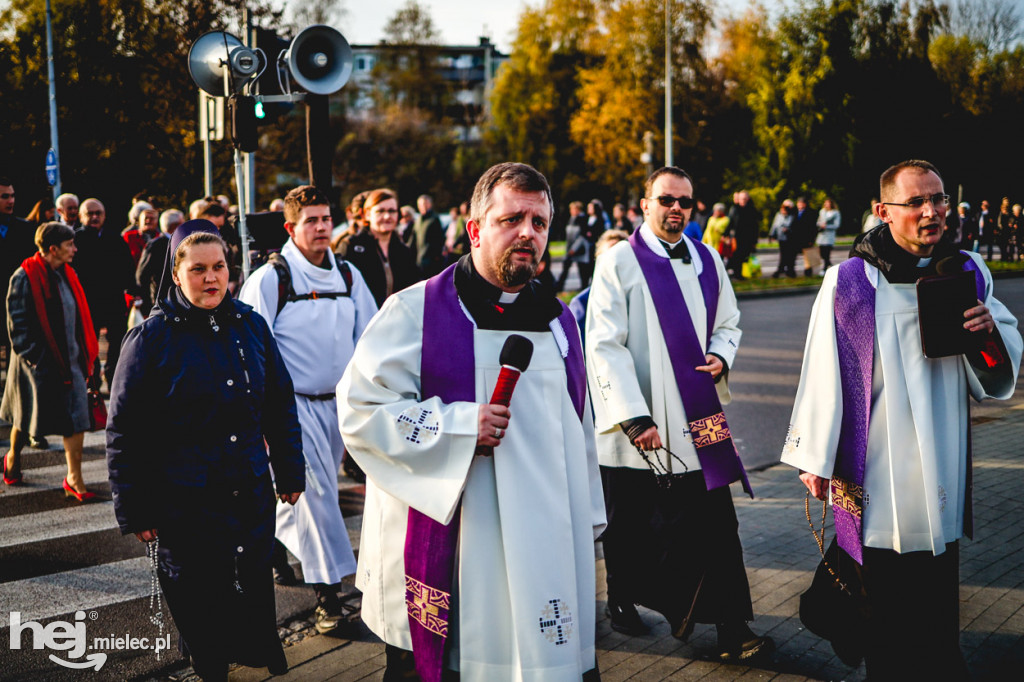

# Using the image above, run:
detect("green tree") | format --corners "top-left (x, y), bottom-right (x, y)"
top-left (486, 0), bottom-right (601, 212)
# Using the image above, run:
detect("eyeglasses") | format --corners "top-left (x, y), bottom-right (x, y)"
top-left (650, 195), bottom-right (695, 209)
top-left (881, 193), bottom-right (949, 209)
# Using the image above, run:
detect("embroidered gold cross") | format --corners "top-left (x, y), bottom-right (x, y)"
top-left (689, 412), bottom-right (731, 448)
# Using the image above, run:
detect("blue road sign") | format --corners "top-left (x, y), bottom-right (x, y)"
top-left (45, 148), bottom-right (58, 186)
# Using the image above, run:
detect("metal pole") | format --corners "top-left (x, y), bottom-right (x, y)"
top-left (664, 0), bottom-right (673, 167)
top-left (201, 92), bottom-right (214, 196)
top-left (243, 8), bottom-right (257, 214)
top-left (45, 0), bottom-right (62, 199)
top-left (233, 148), bottom-right (251, 279)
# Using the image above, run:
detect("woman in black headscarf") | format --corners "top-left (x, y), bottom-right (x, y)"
top-left (106, 225), bottom-right (304, 681)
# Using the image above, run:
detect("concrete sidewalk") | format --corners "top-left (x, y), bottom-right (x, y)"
top-left (199, 408), bottom-right (1024, 682)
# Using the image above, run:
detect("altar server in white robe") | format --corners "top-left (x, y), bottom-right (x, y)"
top-left (240, 185), bottom-right (377, 634)
top-left (338, 163), bottom-right (605, 682)
top-left (586, 166), bottom-right (771, 661)
top-left (783, 160), bottom-right (1021, 679)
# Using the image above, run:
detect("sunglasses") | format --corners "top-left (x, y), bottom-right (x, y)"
top-left (650, 195), bottom-right (695, 209)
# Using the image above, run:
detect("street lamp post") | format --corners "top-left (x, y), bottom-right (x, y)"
top-left (665, 0), bottom-right (673, 167)
top-left (45, 0), bottom-right (62, 198)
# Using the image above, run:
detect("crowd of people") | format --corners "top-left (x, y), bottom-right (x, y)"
top-left (1, 158), bottom-right (1022, 682)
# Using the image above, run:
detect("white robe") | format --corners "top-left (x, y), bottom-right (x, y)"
top-left (585, 223), bottom-right (742, 472)
top-left (240, 239), bottom-right (378, 583)
top-left (337, 282), bottom-right (606, 681)
top-left (782, 254), bottom-right (1021, 555)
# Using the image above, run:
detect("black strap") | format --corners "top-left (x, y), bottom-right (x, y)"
top-left (269, 253), bottom-right (354, 315)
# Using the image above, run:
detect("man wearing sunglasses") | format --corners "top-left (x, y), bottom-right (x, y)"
top-left (586, 166), bottom-right (771, 660)
top-left (783, 159), bottom-right (1022, 678)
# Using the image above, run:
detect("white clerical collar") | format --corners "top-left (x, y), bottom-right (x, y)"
top-left (638, 222), bottom-right (703, 276)
top-left (917, 257), bottom-right (932, 268)
top-left (498, 291), bottom-right (520, 304)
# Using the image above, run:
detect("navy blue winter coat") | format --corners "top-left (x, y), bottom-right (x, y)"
top-left (106, 289), bottom-right (304, 535)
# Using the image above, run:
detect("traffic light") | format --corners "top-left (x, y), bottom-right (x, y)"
top-left (228, 94), bottom-right (259, 152)
top-left (252, 27), bottom-right (295, 125)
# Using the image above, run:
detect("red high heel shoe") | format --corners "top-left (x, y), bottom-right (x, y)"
top-left (63, 477), bottom-right (96, 502)
top-left (3, 452), bottom-right (23, 486)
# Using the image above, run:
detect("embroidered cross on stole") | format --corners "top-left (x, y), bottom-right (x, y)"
top-left (403, 263), bottom-right (586, 682)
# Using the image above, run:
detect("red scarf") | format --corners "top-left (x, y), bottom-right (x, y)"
top-left (21, 252), bottom-right (99, 383)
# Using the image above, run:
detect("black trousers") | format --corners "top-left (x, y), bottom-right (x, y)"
top-left (860, 541), bottom-right (969, 681)
top-left (384, 644), bottom-right (601, 681)
top-left (601, 466), bottom-right (753, 626)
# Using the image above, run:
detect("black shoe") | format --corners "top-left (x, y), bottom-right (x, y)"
top-left (716, 622), bottom-right (774, 661)
top-left (606, 602), bottom-right (650, 636)
top-left (668, 614), bottom-right (696, 641)
top-left (28, 436), bottom-right (48, 449)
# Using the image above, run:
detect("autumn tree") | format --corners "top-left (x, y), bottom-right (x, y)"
top-left (487, 0), bottom-right (602, 215)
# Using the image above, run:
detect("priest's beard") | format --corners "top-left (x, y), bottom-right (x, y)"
top-left (656, 211), bottom-right (686, 235)
top-left (496, 243), bottom-right (539, 288)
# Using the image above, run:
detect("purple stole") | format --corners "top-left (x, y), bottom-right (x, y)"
top-left (403, 263), bottom-right (586, 682)
top-left (833, 255), bottom-right (984, 564)
top-left (627, 230), bottom-right (752, 497)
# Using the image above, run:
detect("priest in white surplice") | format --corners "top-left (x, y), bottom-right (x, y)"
top-left (783, 160), bottom-right (1021, 679)
top-left (586, 166), bottom-right (771, 661)
top-left (338, 163), bottom-right (605, 682)
top-left (240, 185), bottom-right (377, 635)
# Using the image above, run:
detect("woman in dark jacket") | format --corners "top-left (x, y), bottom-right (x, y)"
top-left (2, 222), bottom-right (97, 499)
top-left (336, 188), bottom-right (422, 308)
top-left (106, 227), bottom-right (304, 681)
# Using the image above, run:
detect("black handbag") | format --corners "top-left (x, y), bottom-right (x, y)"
top-left (798, 493), bottom-right (870, 667)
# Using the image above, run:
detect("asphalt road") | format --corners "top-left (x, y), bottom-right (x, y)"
top-left (729, 275), bottom-right (1024, 471)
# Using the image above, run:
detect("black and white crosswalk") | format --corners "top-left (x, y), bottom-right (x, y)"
top-left (0, 423), bottom-right (364, 681)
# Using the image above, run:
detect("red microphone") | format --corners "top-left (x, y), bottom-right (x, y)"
top-left (490, 334), bottom-right (534, 407)
top-left (479, 335), bottom-right (533, 455)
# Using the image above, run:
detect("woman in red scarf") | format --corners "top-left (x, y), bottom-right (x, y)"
top-left (1, 222), bottom-right (98, 501)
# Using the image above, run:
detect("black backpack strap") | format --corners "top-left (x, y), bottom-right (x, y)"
top-left (267, 252), bottom-right (294, 316)
top-left (336, 257), bottom-right (353, 293)
top-left (270, 253), bottom-right (354, 313)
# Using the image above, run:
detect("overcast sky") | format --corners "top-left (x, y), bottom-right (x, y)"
top-left (284, 0), bottom-right (760, 52)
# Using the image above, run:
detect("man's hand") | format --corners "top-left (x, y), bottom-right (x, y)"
top-left (633, 426), bottom-right (663, 452)
top-left (696, 354), bottom-right (723, 379)
top-left (135, 529), bottom-right (158, 543)
top-left (799, 472), bottom-right (829, 501)
top-left (964, 300), bottom-right (994, 334)
top-left (279, 492), bottom-right (302, 505)
top-left (477, 404), bottom-right (510, 448)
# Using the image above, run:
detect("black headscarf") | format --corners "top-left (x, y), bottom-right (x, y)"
top-left (155, 219), bottom-right (221, 305)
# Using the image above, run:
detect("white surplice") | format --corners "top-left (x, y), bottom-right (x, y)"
top-left (585, 223), bottom-right (742, 472)
top-left (240, 238), bottom-right (378, 583)
top-left (782, 254), bottom-right (1021, 555)
top-left (337, 282), bottom-right (606, 681)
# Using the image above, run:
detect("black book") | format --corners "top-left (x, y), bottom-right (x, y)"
top-left (916, 270), bottom-right (978, 358)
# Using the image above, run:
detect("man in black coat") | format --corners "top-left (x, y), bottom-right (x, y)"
top-left (0, 178), bottom-right (38, 394)
top-left (791, 196), bottom-right (820, 276)
top-left (726, 191), bottom-right (760, 278)
top-left (73, 198), bottom-right (137, 390)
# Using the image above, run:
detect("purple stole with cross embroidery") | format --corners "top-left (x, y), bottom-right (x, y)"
top-left (833, 255), bottom-right (984, 564)
top-left (627, 230), bottom-right (752, 497)
top-left (403, 263), bottom-right (586, 682)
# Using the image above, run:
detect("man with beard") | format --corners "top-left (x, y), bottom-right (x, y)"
top-left (783, 160), bottom-right (1021, 678)
top-left (338, 162), bottom-right (605, 681)
top-left (585, 166), bottom-right (771, 660)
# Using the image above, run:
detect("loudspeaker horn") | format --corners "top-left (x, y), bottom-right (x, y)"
top-left (284, 25), bottom-right (353, 95)
top-left (189, 31), bottom-right (259, 96)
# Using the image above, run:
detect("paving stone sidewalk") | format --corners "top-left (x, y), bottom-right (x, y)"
top-left (211, 408), bottom-right (1024, 682)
